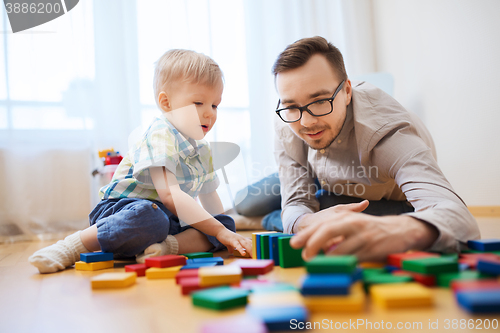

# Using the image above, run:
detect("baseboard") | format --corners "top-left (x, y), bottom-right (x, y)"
top-left (468, 206), bottom-right (500, 217)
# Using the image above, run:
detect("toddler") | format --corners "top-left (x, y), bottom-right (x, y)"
top-left (29, 49), bottom-right (252, 273)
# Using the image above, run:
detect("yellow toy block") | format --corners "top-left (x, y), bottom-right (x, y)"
top-left (249, 291), bottom-right (304, 307)
top-left (199, 265), bottom-right (242, 286)
top-left (233, 249), bottom-right (251, 258)
top-left (146, 266), bottom-right (183, 279)
top-left (359, 262), bottom-right (386, 268)
top-left (91, 272), bottom-right (136, 289)
top-left (251, 231), bottom-right (277, 259)
top-left (370, 282), bottom-right (433, 309)
top-left (75, 260), bottom-right (114, 271)
top-left (303, 282), bottom-right (365, 313)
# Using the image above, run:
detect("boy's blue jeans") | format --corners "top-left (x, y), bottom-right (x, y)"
top-left (234, 173), bottom-right (414, 232)
top-left (89, 198), bottom-right (235, 257)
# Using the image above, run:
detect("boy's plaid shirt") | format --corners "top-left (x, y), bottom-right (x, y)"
top-left (99, 115), bottom-right (219, 201)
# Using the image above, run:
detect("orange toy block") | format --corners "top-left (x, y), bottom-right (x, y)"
top-left (91, 272), bottom-right (136, 289)
top-left (199, 265), bottom-right (242, 287)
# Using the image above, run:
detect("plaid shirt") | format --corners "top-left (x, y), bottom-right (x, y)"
top-left (99, 115), bottom-right (219, 200)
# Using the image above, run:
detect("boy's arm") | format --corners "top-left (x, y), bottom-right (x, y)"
top-left (150, 167), bottom-right (251, 255)
top-left (199, 191), bottom-right (224, 216)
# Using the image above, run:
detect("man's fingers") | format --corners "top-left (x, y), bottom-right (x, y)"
top-left (302, 222), bottom-right (356, 261)
top-left (290, 222), bottom-right (318, 249)
top-left (334, 200), bottom-right (369, 213)
top-left (325, 234), bottom-right (364, 256)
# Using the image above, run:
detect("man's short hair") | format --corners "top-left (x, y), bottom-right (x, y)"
top-left (272, 36), bottom-right (347, 81)
top-left (153, 49), bottom-right (223, 107)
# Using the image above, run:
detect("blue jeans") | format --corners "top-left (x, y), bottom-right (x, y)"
top-left (235, 173), bottom-right (414, 232)
top-left (89, 198), bottom-right (235, 257)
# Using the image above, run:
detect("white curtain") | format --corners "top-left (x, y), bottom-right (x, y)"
top-left (0, 0), bottom-right (374, 242)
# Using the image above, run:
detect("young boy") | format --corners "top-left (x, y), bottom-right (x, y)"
top-left (29, 49), bottom-right (252, 273)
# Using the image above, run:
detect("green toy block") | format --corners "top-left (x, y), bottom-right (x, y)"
top-left (462, 249), bottom-right (500, 256)
top-left (402, 257), bottom-right (458, 274)
top-left (278, 236), bottom-right (305, 268)
top-left (260, 234), bottom-right (272, 260)
top-left (436, 270), bottom-right (495, 288)
top-left (364, 273), bottom-right (413, 292)
top-left (362, 267), bottom-right (387, 279)
top-left (183, 252), bottom-right (213, 259)
top-left (306, 255), bottom-right (357, 274)
top-left (440, 253), bottom-right (459, 260)
top-left (191, 287), bottom-right (249, 310)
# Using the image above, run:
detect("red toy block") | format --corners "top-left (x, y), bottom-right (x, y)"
top-left (179, 277), bottom-right (210, 295)
top-left (145, 255), bottom-right (186, 268)
top-left (393, 270), bottom-right (436, 287)
top-left (451, 279), bottom-right (500, 293)
top-left (230, 259), bottom-right (274, 276)
top-left (175, 268), bottom-right (199, 284)
top-left (387, 252), bottom-right (439, 268)
top-left (459, 253), bottom-right (499, 269)
top-left (124, 263), bottom-right (148, 277)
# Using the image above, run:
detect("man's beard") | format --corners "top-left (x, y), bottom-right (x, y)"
top-left (299, 125), bottom-right (336, 150)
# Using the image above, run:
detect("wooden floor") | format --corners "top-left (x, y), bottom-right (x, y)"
top-left (1, 218), bottom-right (499, 333)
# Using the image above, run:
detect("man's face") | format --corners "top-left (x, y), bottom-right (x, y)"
top-left (276, 54), bottom-right (352, 150)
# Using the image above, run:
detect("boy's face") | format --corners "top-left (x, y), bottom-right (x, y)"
top-left (160, 81), bottom-right (222, 140)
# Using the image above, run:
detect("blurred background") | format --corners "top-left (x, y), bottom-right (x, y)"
top-left (0, 0), bottom-right (499, 242)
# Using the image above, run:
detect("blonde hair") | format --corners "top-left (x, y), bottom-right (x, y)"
top-left (153, 49), bottom-right (224, 107)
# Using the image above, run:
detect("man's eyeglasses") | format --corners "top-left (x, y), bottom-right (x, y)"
top-left (275, 80), bottom-right (345, 123)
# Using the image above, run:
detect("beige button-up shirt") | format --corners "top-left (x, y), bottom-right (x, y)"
top-left (274, 81), bottom-right (480, 252)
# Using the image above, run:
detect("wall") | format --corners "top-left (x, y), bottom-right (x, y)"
top-left (372, 0), bottom-right (500, 206)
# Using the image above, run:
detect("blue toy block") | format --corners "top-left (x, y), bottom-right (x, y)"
top-left (187, 257), bottom-right (224, 266)
top-left (351, 267), bottom-right (363, 282)
top-left (384, 265), bottom-right (399, 273)
top-left (300, 274), bottom-right (351, 296)
top-left (80, 252), bottom-right (113, 263)
top-left (181, 262), bottom-right (218, 270)
top-left (247, 305), bottom-right (309, 331)
top-left (456, 289), bottom-right (500, 313)
top-left (256, 235), bottom-right (261, 259)
top-left (476, 259), bottom-right (500, 275)
top-left (467, 239), bottom-right (500, 252)
top-left (268, 234), bottom-right (287, 265)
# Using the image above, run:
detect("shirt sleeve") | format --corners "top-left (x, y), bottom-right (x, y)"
top-left (370, 122), bottom-right (480, 253)
top-left (274, 119), bottom-right (320, 234)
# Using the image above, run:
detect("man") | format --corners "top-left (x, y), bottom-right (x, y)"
top-left (271, 36), bottom-right (479, 261)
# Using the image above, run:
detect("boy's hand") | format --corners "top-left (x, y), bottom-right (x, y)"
top-left (216, 229), bottom-right (252, 257)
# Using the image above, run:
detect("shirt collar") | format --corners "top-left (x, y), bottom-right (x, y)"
top-left (331, 101), bottom-right (354, 144)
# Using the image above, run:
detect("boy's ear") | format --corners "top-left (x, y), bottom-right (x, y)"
top-left (158, 92), bottom-right (171, 112)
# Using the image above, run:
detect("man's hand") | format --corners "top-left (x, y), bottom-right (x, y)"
top-left (290, 209), bottom-right (439, 262)
top-left (216, 229), bottom-right (253, 257)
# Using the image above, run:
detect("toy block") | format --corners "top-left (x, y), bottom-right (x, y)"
top-left (393, 270), bottom-right (436, 287)
top-left (402, 256), bottom-right (458, 274)
top-left (175, 269), bottom-right (199, 284)
top-left (124, 263), bottom-right (147, 276)
top-left (230, 259), bottom-right (274, 276)
top-left (249, 291), bottom-right (304, 307)
top-left (359, 262), bottom-right (386, 268)
top-left (477, 258), bottom-right (500, 275)
top-left (199, 265), bottom-right (242, 287)
top-left (252, 232), bottom-right (277, 259)
top-left (362, 267), bottom-right (386, 279)
top-left (260, 233), bottom-right (277, 259)
top-left (188, 257), bottom-right (224, 265)
top-left (436, 270), bottom-right (492, 288)
top-left (246, 305), bottom-right (309, 331)
top-left (179, 277), bottom-right (210, 295)
top-left (200, 314), bottom-right (267, 333)
top-left (387, 251), bottom-right (438, 268)
top-left (459, 263), bottom-right (470, 271)
top-left (456, 289), bottom-right (500, 313)
top-left (364, 273), bottom-right (413, 291)
top-left (278, 236), bottom-right (304, 268)
top-left (384, 265), bottom-right (399, 273)
top-left (251, 283), bottom-right (298, 294)
top-left (304, 282), bottom-right (365, 313)
top-left (183, 252), bottom-right (213, 259)
top-left (467, 239), bottom-right (500, 252)
top-left (370, 282), bottom-right (433, 309)
top-left (352, 267), bottom-right (363, 282)
top-left (181, 262), bottom-right (218, 270)
top-left (459, 253), bottom-right (499, 269)
top-left (91, 272), bottom-right (136, 289)
top-left (268, 233), bottom-right (287, 265)
top-left (233, 248), bottom-right (251, 258)
top-left (451, 279), bottom-right (500, 293)
top-left (75, 260), bottom-right (114, 271)
top-left (301, 274), bottom-right (352, 295)
top-left (144, 254), bottom-right (186, 268)
top-left (237, 279), bottom-right (273, 291)
top-left (80, 251), bottom-right (114, 263)
top-left (306, 254), bottom-right (357, 274)
top-left (146, 265), bottom-right (183, 279)
top-left (192, 286), bottom-right (249, 310)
